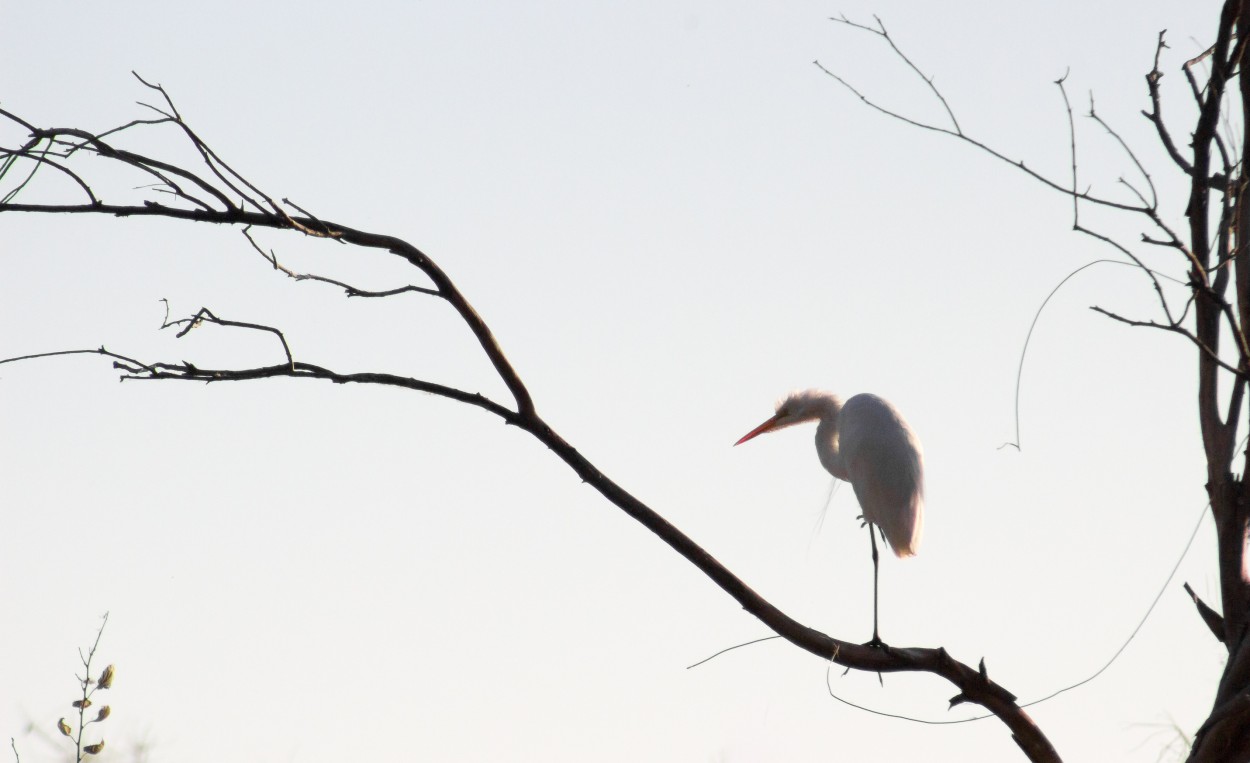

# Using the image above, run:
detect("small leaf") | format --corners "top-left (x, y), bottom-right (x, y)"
top-left (57, 718), bottom-right (72, 737)
top-left (83, 741), bottom-right (105, 755)
top-left (72, 699), bottom-right (92, 709)
top-left (94, 706), bottom-right (111, 722)
top-left (97, 665), bottom-right (115, 690)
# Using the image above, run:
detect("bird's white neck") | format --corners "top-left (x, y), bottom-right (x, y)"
top-left (813, 401), bottom-right (850, 481)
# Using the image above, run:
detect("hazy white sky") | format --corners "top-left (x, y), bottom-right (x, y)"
top-left (0, 1), bottom-right (1229, 760)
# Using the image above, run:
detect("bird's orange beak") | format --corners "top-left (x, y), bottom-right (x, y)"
top-left (734, 414), bottom-right (783, 446)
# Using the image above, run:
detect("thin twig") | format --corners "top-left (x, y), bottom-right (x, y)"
top-left (1089, 92), bottom-right (1159, 209)
top-left (0, 137), bottom-right (99, 205)
top-left (818, 23), bottom-right (1148, 214)
top-left (1057, 71), bottom-right (1079, 226)
top-left (240, 227), bottom-right (438, 298)
top-left (1002, 259), bottom-right (1187, 451)
top-left (160, 303), bottom-right (295, 370)
top-left (1090, 306), bottom-right (1248, 379)
top-left (830, 15), bottom-right (962, 134)
top-left (0, 347), bottom-right (155, 375)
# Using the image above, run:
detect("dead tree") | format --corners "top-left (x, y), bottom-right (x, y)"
top-left (0, 78), bottom-right (1061, 761)
top-left (816, 3), bottom-right (1250, 761)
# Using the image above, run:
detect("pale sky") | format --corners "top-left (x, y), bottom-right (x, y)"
top-left (0, 1), bottom-right (1229, 761)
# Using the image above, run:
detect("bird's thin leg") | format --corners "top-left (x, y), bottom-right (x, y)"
top-left (866, 525), bottom-right (884, 648)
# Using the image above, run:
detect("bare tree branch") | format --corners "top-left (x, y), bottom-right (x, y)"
top-left (159, 303), bottom-right (295, 370)
top-left (4, 343), bottom-right (1058, 761)
top-left (241, 227), bottom-right (437, 299)
top-left (1088, 93), bottom-right (1159, 209)
top-left (830, 15), bottom-right (963, 134)
top-left (1184, 582), bottom-right (1226, 643)
top-left (813, 28), bottom-right (1148, 215)
top-left (1144, 32), bottom-right (1221, 187)
top-left (0, 86), bottom-right (1060, 761)
top-left (1088, 306), bottom-right (1248, 379)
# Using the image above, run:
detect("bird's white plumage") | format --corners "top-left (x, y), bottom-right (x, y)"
top-left (735, 389), bottom-right (925, 643)
top-left (836, 394), bottom-right (924, 557)
top-left (736, 389), bottom-right (924, 557)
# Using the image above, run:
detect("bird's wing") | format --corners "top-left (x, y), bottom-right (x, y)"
top-left (841, 395), bottom-right (924, 557)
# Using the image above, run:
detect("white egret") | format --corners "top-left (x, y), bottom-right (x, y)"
top-left (735, 390), bottom-right (924, 645)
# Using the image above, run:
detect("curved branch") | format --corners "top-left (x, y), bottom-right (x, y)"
top-left (5, 345), bottom-right (1059, 762)
top-left (0, 201), bottom-right (537, 417)
top-left (0, 90), bottom-right (1058, 761)
top-left (514, 409), bottom-right (1060, 763)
